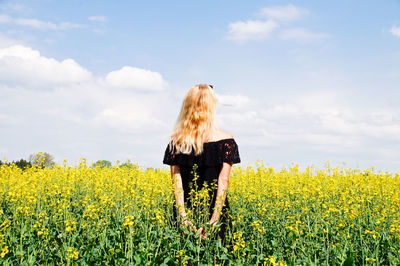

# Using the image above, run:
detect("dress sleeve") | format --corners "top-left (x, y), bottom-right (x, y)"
top-left (220, 139), bottom-right (241, 164)
top-left (163, 143), bottom-right (177, 165)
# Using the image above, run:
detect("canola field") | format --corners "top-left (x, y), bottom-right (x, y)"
top-left (0, 160), bottom-right (400, 265)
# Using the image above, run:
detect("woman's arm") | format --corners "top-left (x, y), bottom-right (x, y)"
top-left (209, 162), bottom-right (232, 224)
top-left (170, 165), bottom-right (186, 220)
top-left (171, 165), bottom-right (199, 234)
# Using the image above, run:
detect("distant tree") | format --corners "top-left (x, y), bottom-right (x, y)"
top-left (120, 159), bottom-right (138, 169)
top-left (29, 152), bottom-right (55, 168)
top-left (92, 160), bottom-right (112, 168)
top-left (14, 159), bottom-right (32, 170)
top-left (0, 159), bottom-right (32, 170)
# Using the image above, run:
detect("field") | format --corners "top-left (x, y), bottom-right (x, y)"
top-left (0, 160), bottom-right (399, 265)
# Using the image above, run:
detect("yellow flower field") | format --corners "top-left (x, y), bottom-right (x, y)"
top-left (0, 160), bottom-right (399, 265)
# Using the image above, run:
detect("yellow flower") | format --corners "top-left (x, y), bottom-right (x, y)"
top-left (123, 215), bottom-right (135, 229)
top-left (66, 247), bottom-right (79, 260)
top-left (0, 246), bottom-right (9, 258)
top-left (65, 220), bottom-right (77, 232)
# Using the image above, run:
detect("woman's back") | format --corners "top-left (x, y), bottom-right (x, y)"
top-left (163, 129), bottom-right (240, 241)
top-left (163, 84), bottom-right (240, 242)
top-left (163, 128), bottom-right (240, 164)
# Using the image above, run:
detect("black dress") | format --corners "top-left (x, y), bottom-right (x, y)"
top-left (163, 138), bottom-right (241, 241)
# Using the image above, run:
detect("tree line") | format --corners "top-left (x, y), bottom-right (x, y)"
top-left (1, 152), bottom-right (139, 170)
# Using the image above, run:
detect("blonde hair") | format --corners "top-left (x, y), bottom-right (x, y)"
top-left (169, 84), bottom-right (217, 155)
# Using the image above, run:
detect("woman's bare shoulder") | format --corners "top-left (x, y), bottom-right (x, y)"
top-left (214, 128), bottom-right (234, 140)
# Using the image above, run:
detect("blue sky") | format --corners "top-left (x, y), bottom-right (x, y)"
top-left (0, 0), bottom-right (399, 171)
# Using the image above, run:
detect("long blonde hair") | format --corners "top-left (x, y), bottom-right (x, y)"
top-left (169, 84), bottom-right (217, 155)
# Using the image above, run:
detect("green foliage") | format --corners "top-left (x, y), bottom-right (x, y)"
top-left (0, 159), bottom-right (32, 170)
top-left (92, 160), bottom-right (112, 168)
top-left (119, 159), bottom-right (139, 169)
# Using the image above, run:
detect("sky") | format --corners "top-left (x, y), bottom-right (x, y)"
top-left (0, 0), bottom-right (399, 172)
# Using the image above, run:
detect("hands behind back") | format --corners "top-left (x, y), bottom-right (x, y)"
top-left (180, 218), bottom-right (219, 240)
top-left (180, 218), bottom-right (198, 236)
top-left (198, 220), bottom-right (219, 240)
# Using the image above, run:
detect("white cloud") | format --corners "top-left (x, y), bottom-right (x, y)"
top-left (14, 18), bottom-right (58, 30)
top-left (259, 4), bottom-right (309, 21)
top-left (216, 93), bottom-right (250, 108)
top-left (0, 33), bottom-right (19, 48)
top-left (0, 45), bottom-right (92, 88)
top-left (390, 25), bottom-right (400, 38)
top-left (0, 44), bottom-right (173, 166)
top-left (227, 19), bottom-right (279, 42)
top-left (94, 103), bottom-right (166, 132)
top-left (0, 45), bottom-right (168, 92)
top-left (217, 90), bottom-right (400, 157)
top-left (218, 111), bottom-right (265, 130)
top-left (259, 130), bottom-right (360, 149)
top-left (103, 66), bottom-right (166, 91)
top-left (280, 28), bottom-right (330, 42)
top-left (88, 16), bottom-right (108, 22)
top-left (0, 45), bottom-right (256, 166)
top-left (0, 14), bottom-right (83, 30)
top-left (227, 5), bottom-right (329, 44)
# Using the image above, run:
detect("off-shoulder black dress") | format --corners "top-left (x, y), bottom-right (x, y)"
top-left (163, 138), bottom-right (240, 241)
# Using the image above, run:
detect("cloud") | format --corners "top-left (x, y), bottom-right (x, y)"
top-left (0, 43), bottom-right (171, 156)
top-left (0, 14), bottom-right (83, 30)
top-left (216, 90), bottom-right (400, 158)
top-left (0, 45), bottom-right (168, 92)
top-left (103, 66), bottom-right (167, 91)
top-left (93, 102), bottom-right (167, 132)
top-left (0, 33), bottom-right (19, 48)
top-left (227, 19), bottom-right (279, 42)
top-left (259, 4), bottom-right (309, 21)
top-left (227, 5), bottom-right (329, 44)
top-left (390, 25), bottom-right (400, 38)
top-left (280, 28), bottom-right (330, 42)
top-left (216, 93), bottom-right (250, 108)
top-left (15, 17), bottom-right (58, 30)
top-left (0, 45), bottom-right (92, 88)
top-left (88, 16), bottom-right (108, 22)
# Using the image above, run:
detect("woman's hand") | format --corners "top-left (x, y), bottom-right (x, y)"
top-left (207, 219), bottom-right (218, 227)
top-left (180, 219), bottom-right (197, 234)
top-left (198, 220), bottom-right (219, 240)
top-left (180, 220), bottom-right (210, 240)
top-left (206, 219), bottom-right (219, 235)
top-left (197, 227), bottom-right (206, 240)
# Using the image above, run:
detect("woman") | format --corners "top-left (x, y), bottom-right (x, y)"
top-left (163, 84), bottom-right (240, 242)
